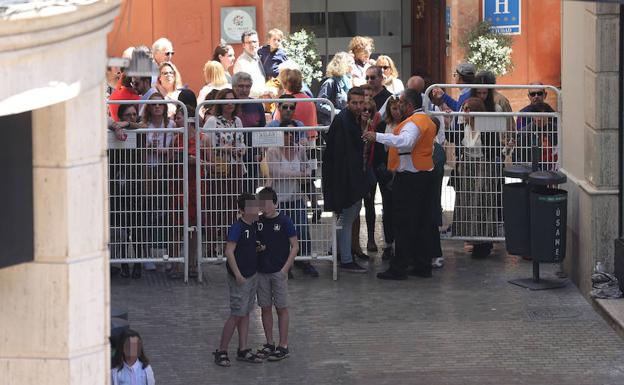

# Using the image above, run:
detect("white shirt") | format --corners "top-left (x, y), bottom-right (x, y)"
top-left (375, 112), bottom-right (433, 173)
top-left (233, 51), bottom-right (266, 98)
top-left (111, 360), bottom-right (155, 385)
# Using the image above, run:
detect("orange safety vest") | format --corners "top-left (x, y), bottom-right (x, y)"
top-left (387, 113), bottom-right (436, 171)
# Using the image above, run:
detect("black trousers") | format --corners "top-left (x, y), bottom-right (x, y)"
top-left (431, 170), bottom-right (444, 259)
top-left (378, 179), bottom-right (394, 245)
top-left (390, 170), bottom-right (435, 274)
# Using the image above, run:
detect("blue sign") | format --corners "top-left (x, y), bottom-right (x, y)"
top-left (483, 0), bottom-right (521, 35)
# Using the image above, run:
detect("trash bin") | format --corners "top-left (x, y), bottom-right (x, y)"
top-left (528, 171), bottom-right (567, 263)
top-left (503, 165), bottom-right (533, 256)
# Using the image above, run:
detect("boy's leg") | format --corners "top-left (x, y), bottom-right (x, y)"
top-left (257, 273), bottom-right (274, 344)
top-left (276, 307), bottom-right (289, 348)
top-left (237, 314), bottom-right (250, 351)
top-left (261, 307), bottom-right (274, 344)
top-left (219, 315), bottom-right (240, 351)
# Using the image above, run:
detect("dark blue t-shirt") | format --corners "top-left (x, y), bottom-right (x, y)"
top-left (256, 212), bottom-right (297, 273)
top-left (226, 219), bottom-right (258, 278)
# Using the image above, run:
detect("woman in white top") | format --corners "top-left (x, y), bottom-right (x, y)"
top-left (111, 330), bottom-right (155, 385)
top-left (266, 121), bottom-right (312, 255)
top-left (197, 60), bottom-right (230, 108)
top-left (375, 55), bottom-right (404, 94)
top-left (348, 36), bottom-right (375, 87)
top-left (155, 62), bottom-right (183, 118)
top-left (202, 88), bottom-right (246, 254)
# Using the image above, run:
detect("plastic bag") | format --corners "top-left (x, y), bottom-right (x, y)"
top-left (591, 272), bottom-right (623, 299)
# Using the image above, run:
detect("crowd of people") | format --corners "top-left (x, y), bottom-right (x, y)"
top-left (106, 30), bottom-right (558, 372)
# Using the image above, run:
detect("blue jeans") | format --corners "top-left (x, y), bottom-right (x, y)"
top-left (336, 200), bottom-right (362, 264)
top-left (280, 199), bottom-right (312, 256)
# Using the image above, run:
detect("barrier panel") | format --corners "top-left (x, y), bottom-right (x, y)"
top-left (195, 98), bottom-right (337, 281)
top-left (106, 99), bottom-right (190, 281)
top-left (423, 84), bottom-right (561, 241)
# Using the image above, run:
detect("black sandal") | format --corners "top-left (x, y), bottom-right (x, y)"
top-left (236, 349), bottom-right (263, 363)
top-left (268, 346), bottom-right (289, 361)
top-left (256, 343), bottom-right (275, 359)
top-left (213, 350), bottom-right (230, 367)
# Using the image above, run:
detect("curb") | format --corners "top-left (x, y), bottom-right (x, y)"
top-left (592, 298), bottom-right (624, 339)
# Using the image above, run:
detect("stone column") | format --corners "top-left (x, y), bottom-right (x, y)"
top-left (263, 0), bottom-right (290, 35)
top-left (0, 2), bottom-right (120, 384)
top-left (562, 2), bottom-right (620, 294)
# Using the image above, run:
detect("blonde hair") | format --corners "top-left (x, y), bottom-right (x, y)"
top-left (348, 36), bottom-right (374, 57)
top-left (325, 51), bottom-right (353, 77)
top-left (375, 55), bottom-right (399, 79)
top-left (203, 61), bottom-right (228, 87)
top-left (158, 62), bottom-right (183, 90)
top-left (268, 28), bottom-right (284, 40)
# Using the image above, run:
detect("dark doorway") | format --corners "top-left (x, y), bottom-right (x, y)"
top-left (410, 0), bottom-right (446, 85)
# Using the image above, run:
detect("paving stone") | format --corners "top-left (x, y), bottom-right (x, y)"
top-left (111, 222), bottom-right (624, 385)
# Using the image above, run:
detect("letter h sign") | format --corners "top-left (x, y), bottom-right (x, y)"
top-left (483, 0), bottom-right (521, 35)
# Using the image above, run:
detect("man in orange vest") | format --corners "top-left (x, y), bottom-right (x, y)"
top-left (363, 89), bottom-right (437, 280)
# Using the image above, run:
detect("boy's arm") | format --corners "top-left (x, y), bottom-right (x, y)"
top-left (280, 236), bottom-right (299, 275)
top-left (225, 241), bottom-right (245, 285)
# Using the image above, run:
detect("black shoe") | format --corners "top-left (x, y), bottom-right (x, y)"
top-left (472, 242), bottom-right (493, 258)
top-left (267, 346), bottom-right (289, 361)
top-left (131, 266), bottom-right (141, 279)
top-left (382, 247), bottom-right (393, 261)
top-left (409, 268), bottom-right (432, 278)
top-left (340, 261), bottom-right (367, 273)
top-left (367, 240), bottom-right (378, 252)
top-left (376, 269), bottom-right (408, 280)
top-left (353, 251), bottom-right (369, 260)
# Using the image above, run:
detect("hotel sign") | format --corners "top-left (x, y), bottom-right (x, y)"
top-left (483, 0), bottom-right (521, 35)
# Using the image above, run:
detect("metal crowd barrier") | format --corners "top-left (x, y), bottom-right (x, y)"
top-left (195, 97), bottom-right (338, 281)
top-left (423, 84), bottom-right (561, 241)
top-left (106, 99), bottom-right (190, 281)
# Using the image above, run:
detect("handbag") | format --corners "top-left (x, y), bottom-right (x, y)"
top-left (443, 141), bottom-right (457, 171)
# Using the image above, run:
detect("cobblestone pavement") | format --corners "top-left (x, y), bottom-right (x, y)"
top-left (112, 237), bottom-right (624, 385)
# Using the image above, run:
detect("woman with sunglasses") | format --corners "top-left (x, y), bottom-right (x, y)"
top-left (202, 88), bottom-right (246, 256)
top-left (155, 61), bottom-right (183, 118)
top-left (350, 99), bottom-right (379, 261)
top-left (375, 55), bottom-right (404, 95)
top-left (371, 95), bottom-right (403, 260)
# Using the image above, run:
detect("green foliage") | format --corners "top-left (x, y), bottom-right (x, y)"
top-left (462, 21), bottom-right (514, 76)
top-left (282, 29), bottom-right (323, 85)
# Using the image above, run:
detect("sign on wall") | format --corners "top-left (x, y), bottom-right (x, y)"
top-left (483, 0), bottom-right (521, 35)
top-left (221, 7), bottom-right (256, 44)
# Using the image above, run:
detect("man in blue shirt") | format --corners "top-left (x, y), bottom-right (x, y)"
top-left (254, 187), bottom-right (298, 361)
top-left (431, 62), bottom-right (476, 111)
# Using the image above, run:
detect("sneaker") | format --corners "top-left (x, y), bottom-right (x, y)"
top-left (382, 247), bottom-right (393, 261)
top-left (267, 346), bottom-right (289, 361)
top-left (340, 261), bottom-right (367, 273)
top-left (302, 264), bottom-right (319, 277)
top-left (432, 257), bottom-right (444, 268)
top-left (367, 240), bottom-right (378, 252)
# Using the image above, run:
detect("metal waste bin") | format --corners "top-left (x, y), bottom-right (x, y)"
top-left (503, 165), bottom-right (533, 256)
top-left (528, 171), bottom-right (567, 263)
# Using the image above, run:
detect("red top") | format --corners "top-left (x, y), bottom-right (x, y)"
top-left (109, 86), bottom-right (140, 122)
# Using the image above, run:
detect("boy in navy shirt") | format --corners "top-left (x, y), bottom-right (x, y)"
top-left (255, 187), bottom-right (299, 361)
top-left (214, 193), bottom-right (263, 367)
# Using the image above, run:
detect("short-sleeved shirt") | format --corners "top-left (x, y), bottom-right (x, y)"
top-left (226, 219), bottom-right (258, 278)
top-left (256, 212), bottom-right (297, 273)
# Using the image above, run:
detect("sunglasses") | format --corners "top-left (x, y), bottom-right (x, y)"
top-left (280, 104), bottom-right (296, 111)
top-left (380, 66), bottom-right (390, 70)
top-left (363, 108), bottom-right (374, 113)
top-left (161, 71), bottom-right (175, 76)
top-left (151, 103), bottom-right (164, 107)
top-left (529, 91), bottom-right (545, 97)
top-left (165, 51), bottom-right (175, 56)
top-left (365, 75), bottom-right (377, 80)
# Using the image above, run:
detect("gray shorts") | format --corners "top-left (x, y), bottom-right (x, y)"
top-left (257, 271), bottom-right (289, 309)
top-left (228, 273), bottom-right (257, 316)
